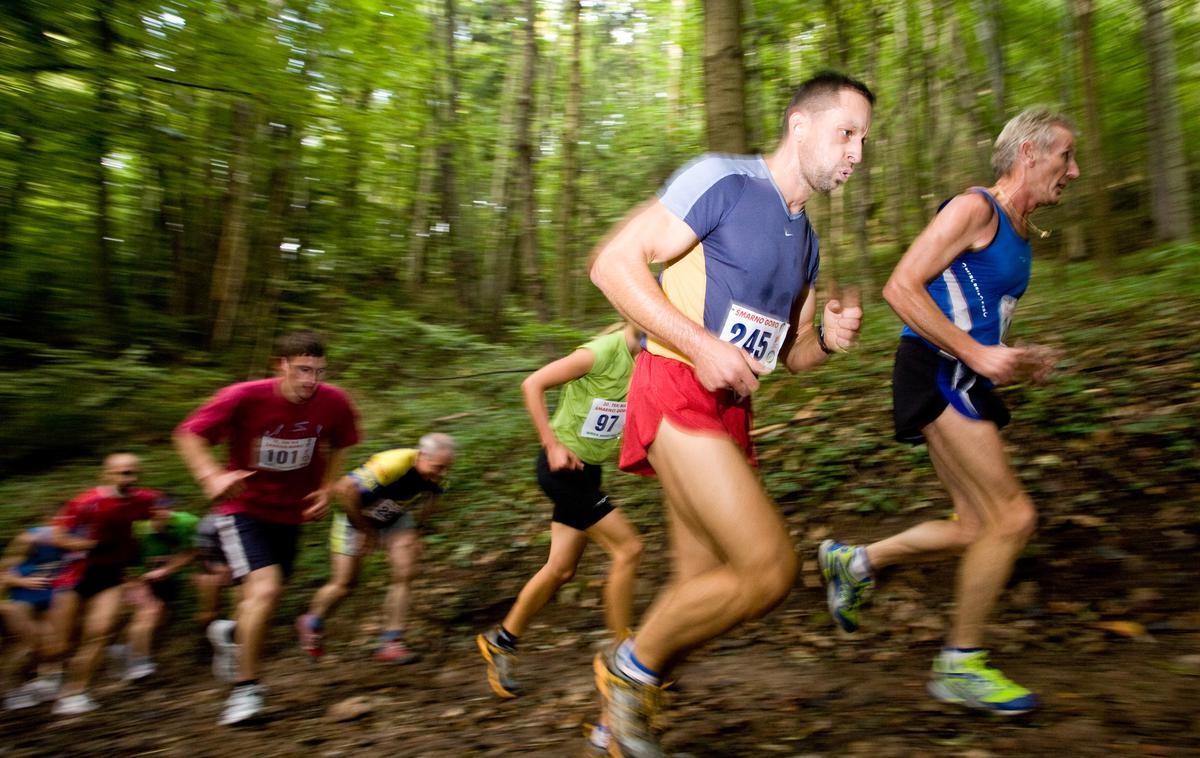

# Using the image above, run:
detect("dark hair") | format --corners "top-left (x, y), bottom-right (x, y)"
top-left (781, 71), bottom-right (875, 133)
top-left (274, 330), bottom-right (326, 359)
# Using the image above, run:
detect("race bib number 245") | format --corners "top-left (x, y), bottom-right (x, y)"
top-left (718, 303), bottom-right (789, 372)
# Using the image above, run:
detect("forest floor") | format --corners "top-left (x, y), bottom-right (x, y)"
top-left (2, 485), bottom-right (1198, 758)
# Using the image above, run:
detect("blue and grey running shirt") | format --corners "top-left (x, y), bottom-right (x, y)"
top-left (650, 153), bottom-right (821, 372)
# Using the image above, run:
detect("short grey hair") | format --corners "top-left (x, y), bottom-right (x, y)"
top-left (991, 107), bottom-right (1076, 178)
top-left (418, 432), bottom-right (456, 457)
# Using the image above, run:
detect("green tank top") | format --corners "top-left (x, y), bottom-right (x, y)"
top-left (549, 331), bottom-right (635, 465)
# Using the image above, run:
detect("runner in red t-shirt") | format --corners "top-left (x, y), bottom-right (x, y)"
top-left (46, 453), bottom-right (166, 716)
top-left (174, 331), bottom-right (360, 726)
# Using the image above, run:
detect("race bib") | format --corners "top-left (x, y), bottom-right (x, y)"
top-left (999, 294), bottom-right (1018, 345)
top-left (580, 399), bottom-right (627, 440)
top-left (257, 436), bottom-right (316, 471)
top-left (718, 303), bottom-right (789, 372)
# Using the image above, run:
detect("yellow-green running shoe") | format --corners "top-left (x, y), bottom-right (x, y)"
top-left (818, 540), bottom-right (873, 632)
top-left (928, 650), bottom-right (1038, 715)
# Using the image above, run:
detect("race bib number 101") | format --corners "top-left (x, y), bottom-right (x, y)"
top-left (257, 437), bottom-right (316, 471)
top-left (718, 303), bottom-right (789, 372)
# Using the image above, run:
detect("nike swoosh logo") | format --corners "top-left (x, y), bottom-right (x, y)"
top-left (784, 230), bottom-right (793, 237)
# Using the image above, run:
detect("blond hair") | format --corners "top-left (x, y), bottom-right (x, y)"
top-left (991, 107), bottom-right (1076, 178)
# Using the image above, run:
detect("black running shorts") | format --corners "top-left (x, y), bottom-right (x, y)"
top-left (892, 337), bottom-right (1010, 444)
top-left (535, 449), bottom-right (615, 532)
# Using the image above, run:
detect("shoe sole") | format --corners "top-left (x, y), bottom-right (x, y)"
top-left (476, 634), bottom-right (518, 699)
top-left (927, 680), bottom-right (1035, 716)
top-left (218, 706), bottom-right (262, 726)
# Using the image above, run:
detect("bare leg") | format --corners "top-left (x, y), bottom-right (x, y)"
top-left (234, 566), bottom-right (284, 681)
top-left (306, 553), bottom-right (361, 622)
top-left (633, 420), bottom-right (797, 674)
top-left (0, 602), bottom-right (38, 683)
top-left (922, 412), bottom-right (1036, 648)
top-left (59, 586), bottom-right (123, 697)
top-left (585, 511), bottom-right (643, 637)
top-left (126, 589), bottom-right (165, 661)
top-left (383, 531), bottom-right (422, 632)
top-left (501, 523), bottom-right (588, 637)
top-left (193, 566), bottom-right (231, 629)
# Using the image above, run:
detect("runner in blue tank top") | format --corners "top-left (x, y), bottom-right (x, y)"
top-left (820, 108), bottom-right (1080, 715)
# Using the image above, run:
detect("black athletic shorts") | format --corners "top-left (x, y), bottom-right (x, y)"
top-left (213, 513), bottom-right (300, 581)
top-left (72, 565), bottom-right (126, 599)
top-left (193, 514), bottom-right (225, 567)
top-left (892, 337), bottom-right (1010, 444)
top-left (148, 577), bottom-right (182, 603)
top-left (536, 449), bottom-right (615, 531)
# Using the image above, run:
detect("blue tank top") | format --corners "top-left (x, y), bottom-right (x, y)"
top-left (901, 188), bottom-right (1031, 348)
top-left (8, 527), bottom-right (65, 605)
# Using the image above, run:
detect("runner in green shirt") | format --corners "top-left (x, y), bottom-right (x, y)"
top-left (478, 323), bottom-right (643, 704)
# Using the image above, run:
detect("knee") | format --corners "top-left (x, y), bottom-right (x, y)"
top-left (612, 536), bottom-right (644, 569)
top-left (983, 496), bottom-right (1037, 542)
top-left (545, 562), bottom-right (576, 586)
top-left (246, 580), bottom-right (284, 607)
top-left (738, 549), bottom-right (797, 619)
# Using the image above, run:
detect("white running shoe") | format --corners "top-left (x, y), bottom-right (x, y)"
top-left (124, 659), bottom-right (158, 682)
top-left (207, 619), bottom-right (239, 683)
top-left (52, 692), bottom-right (99, 716)
top-left (218, 683), bottom-right (264, 726)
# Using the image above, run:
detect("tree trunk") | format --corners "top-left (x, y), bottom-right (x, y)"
top-left (854, 6), bottom-right (883, 298)
top-left (436, 0), bottom-right (476, 309)
top-left (514, 0), bottom-right (545, 320)
top-left (1141, 0), bottom-right (1192, 242)
top-left (974, 0), bottom-right (1006, 132)
top-left (702, 0), bottom-right (746, 153)
top-left (1071, 0), bottom-right (1115, 268)
top-left (93, 6), bottom-right (121, 345)
top-left (667, 0), bottom-right (687, 137)
top-left (407, 139), bottom-right (437, 288)
top-left (209, 100), bottom-right (255, 351)
top-left (555, 0), bottom-right (583, 320)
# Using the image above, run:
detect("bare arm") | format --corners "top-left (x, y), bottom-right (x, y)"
top-left (882, 192), bottom-right (1030, 385)
top-left (332, 476), bottom-right (371, 533)
top-left (302, 446), bottom-right (352, 522)
top-left (522, 348), bottom-right (595, 471)
top-left (589, 199), bottom-right (765, 395)
top-left (173, 429), bottom-right (252, 501)
top-left (141, 549), bottom-right (196, 582)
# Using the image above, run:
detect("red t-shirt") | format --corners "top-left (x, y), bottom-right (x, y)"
top-left (53, 486), bottom-right (163, 586)
top-left (177, 378), bottom-right (361, 524)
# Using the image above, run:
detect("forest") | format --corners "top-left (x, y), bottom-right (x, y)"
top-left (0, 1), bottom-right (1198, 756)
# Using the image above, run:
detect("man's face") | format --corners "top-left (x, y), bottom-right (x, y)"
top-left (415, 449), bottom-right (454, 484)
top-left (797, 89), bottom-right (873, 194)
top-left (279, 355), bottom-right (326, 401)
top-left (103, 454), bottom-right (141, 494)
top-left (1029, 126), bottom-right (1080, 206)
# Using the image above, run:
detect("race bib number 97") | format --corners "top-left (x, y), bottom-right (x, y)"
top-left (580, 399), bottom-right (627, 440)
top-left (257, 437), bottom-right (316, 471)
top-left (718, 303), bottom-right (789, 372)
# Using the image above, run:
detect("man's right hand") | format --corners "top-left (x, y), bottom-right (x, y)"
top-left (546, 440), bottom-right (583, 471)
top-left (693, 336), bottom-right (765, 397)
top-left (966, 344), bottom-right (1029, 386)
top-left (201, 469), bottom-right (254, 501)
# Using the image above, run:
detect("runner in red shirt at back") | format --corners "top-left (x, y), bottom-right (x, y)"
top-left (47, 453), bottom-right (166, 716)
top-left (174, 330), bottom-right (360, 725)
